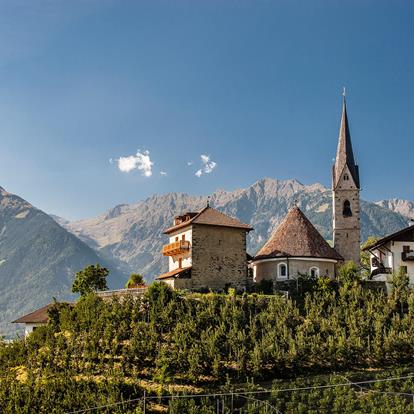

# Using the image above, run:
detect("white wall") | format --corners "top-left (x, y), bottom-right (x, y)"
top-left (24, 322), bottom-right (45, 337)
top-left (370, 241), bottom-right (414, 283)
top-left (167, 227), bottom-right (193, 271)
top-left (252, 257), bottom-right (337, 282)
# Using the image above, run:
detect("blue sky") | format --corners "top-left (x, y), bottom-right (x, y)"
top-left (0, 0), bottom-right (413, 220)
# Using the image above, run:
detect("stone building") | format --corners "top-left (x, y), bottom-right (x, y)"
top-left (332, 96), bottom-right (361, 265)
top-left (251, 206), bottom-right (343, 283)
top-left (156, 205), bottom-right (253, 290)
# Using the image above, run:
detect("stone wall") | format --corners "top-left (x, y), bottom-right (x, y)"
top-left (188, 224), bottom-right (248, 291)
top-left (333, 165), bottom-right (361, 265)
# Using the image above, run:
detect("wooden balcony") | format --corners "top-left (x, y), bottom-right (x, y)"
top-left (162, 240), bottom-right (190, 256)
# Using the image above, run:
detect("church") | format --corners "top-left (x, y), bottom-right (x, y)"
top-left (157, 95), bottom-right (362, 290)
top-left (251, 95), bottom-right (361, 281)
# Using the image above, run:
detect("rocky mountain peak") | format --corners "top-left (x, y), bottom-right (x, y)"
top-left (105, 204), bottom-right (130, 220)
top-left (375, 199), bottom-right (414, 219)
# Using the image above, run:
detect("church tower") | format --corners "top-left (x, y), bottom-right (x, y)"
top-left (332, 94), bottom-right (361, 265)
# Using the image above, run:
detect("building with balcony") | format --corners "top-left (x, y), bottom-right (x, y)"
top-left (156, 205), bottom-right (253, 290)
top-left (363, 224), bottom-right (414, 283)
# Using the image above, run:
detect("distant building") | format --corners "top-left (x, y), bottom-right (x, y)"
top-left (12, 290), bottom-right (146, 336)
top-left (251, 206), bottom-right (343, 282)
top-left (157, 205), bottom-right (253, 290)
top-left (364, 225), bottom-right (414, 282)
top-left (332, 96), bottom-right (361, 265)
top-left (12, 303), bottom-right (65, 337)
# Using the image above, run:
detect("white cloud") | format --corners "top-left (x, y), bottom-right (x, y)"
top-left (116, 150), bottom-right (153, 177)
top-left (187, 161), bottom-right (194, 166)
top-left (195, 154), bottom-right (217, 177)
top-left (160, 171), bottom-right (167, 176)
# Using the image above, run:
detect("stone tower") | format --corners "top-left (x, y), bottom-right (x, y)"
top-left (332, 96), bottom-right (361, 265)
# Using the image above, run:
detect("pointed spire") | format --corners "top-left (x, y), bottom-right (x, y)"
top-left (333, 91), bottom-right (360, 189)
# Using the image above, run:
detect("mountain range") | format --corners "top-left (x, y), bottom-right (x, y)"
top-left (60, 178), bottom-right (410, 280)
top-left (1, 178), bottom-right (412, 337)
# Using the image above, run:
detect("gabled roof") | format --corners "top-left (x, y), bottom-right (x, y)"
top-left (156, 266), bottom-right (192, 280)
top-left (254, 206), bottom-right (343, 261)
top-left (363, 224), bottom-right (414, 251)
top-left (333, 98), bottom-right (360, 189)
top-left (164, 206), bottom-right (253, 234)
top-left (12, 303), bottom-right (73, 324)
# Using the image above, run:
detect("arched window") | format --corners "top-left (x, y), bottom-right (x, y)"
top-left (278, 263), bottom-right (287, 279)
top-left (310, 267), bottom-right (319, 278)
top-left (343, 173), bottom-right (349, 181)
top-left (343, 200), bottom-right (352, 217)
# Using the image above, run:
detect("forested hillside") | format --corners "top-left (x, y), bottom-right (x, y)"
top-left (3, 274), bottom-right (414, 413)
top-left (0, 186), bottom-right (121, 338)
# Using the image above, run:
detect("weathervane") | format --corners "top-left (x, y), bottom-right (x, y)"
top-left (207, 195), bottom-right (211, 207)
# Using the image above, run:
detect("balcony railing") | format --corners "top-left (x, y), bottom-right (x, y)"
top-left (162, 240), bottom-right (190, 256)
top-left (402, 251), bottom-right (414, 261)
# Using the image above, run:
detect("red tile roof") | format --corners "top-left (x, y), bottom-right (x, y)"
top-left (164, 206), bottom-right (253, 234)
top-left (156, 266), bottom-right (192, 280)
top-left (254, 206), bottom-right (343, 261)
top-left (12, 302), bottom-right (74, 324)
top-left (13, 304), bottom-right (50, 324)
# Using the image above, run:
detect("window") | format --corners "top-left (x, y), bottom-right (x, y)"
top-left (278, 263), bottom-right (287, 278)
top-left (182, 234), bottom-right (186, 241)
top-left (310, 267), bottom-right (320, 278)
top-left (175, 236), bottom-right (179, 242)
top-left (403, 245), bottom-right (411, 253)
top-left (343, 173), bottom-right (349, 181)
top-left (343, 200), bottom-right (352, 217)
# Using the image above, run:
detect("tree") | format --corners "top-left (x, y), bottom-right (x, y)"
top-left (390, 266), bottom-right (410, 314)
top-left (337, 261), bottom-right (360, 286)
top-left (125, 273), bottom-right (145, 288)
top-left (72, 264), bottom-right (109, 296)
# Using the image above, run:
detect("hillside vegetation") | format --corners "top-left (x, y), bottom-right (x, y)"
top-left (0, 187), bottom-right (118, 338)
top-left (3, 276), bottom-right (414, 413)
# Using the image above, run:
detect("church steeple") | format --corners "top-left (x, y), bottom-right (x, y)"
top-left (333, 95), bottom-right (360, 189)
top-left (332, 92), bottom-right (361, 266)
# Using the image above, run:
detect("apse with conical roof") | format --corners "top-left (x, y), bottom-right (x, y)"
top-left (252, 206), bottom-right (342, 282)
top-left (256, 206), bottom-right (342, 261)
